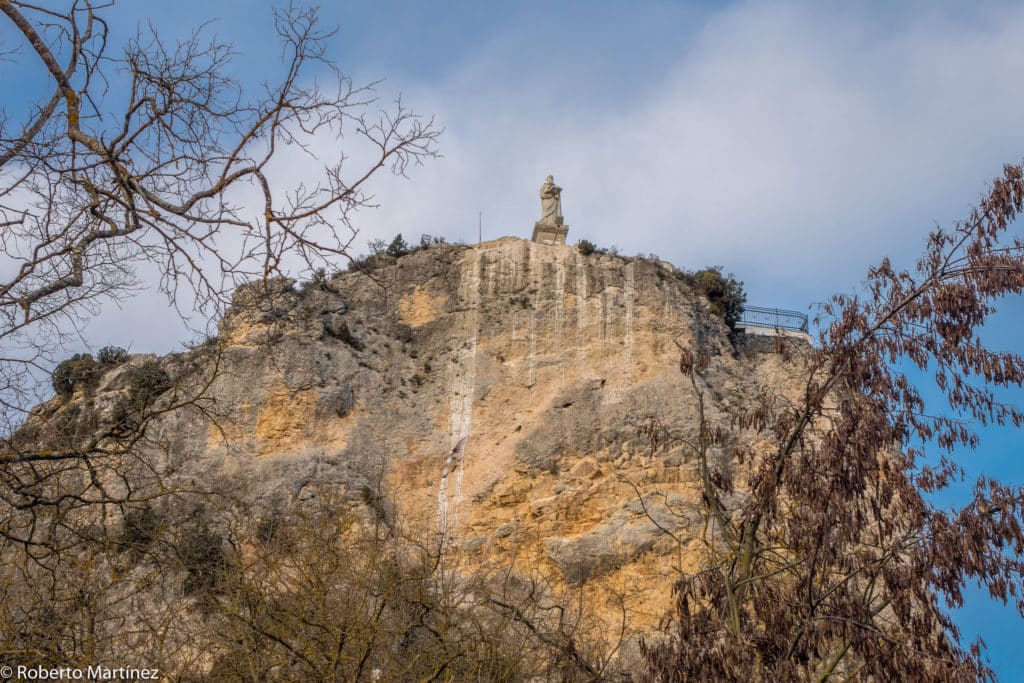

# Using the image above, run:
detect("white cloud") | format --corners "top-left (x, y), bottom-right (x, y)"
top-left (80, 0), bottom-right (1024, 351)
top-left (351, 0), bottom-right (1024, 310)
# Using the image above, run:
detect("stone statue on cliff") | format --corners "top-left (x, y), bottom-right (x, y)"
top-left (539, 175), bottom-right (563, 227)
top-left (531, 174), bottom-right (569, 245)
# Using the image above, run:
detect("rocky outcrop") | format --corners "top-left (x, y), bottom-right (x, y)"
top-left (27, 236), bottom-right (811, 645)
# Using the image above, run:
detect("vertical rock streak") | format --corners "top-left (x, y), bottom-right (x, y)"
top-left (527, 242), bottom-right (539, 389)
top-left (554, 251), bottom-right (567, 388)
top-left (624, 262), bottom-right (635, 381)
top-left (438, 249), bottom-right (481, 535)
top-left (575, 250), bottom-right (589, 367)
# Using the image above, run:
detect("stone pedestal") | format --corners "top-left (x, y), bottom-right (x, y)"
top-left (532, 222), bottom-right (569, 246)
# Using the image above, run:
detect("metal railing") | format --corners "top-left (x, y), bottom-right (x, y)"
top-left (737, 306), bottom-right (808, 333)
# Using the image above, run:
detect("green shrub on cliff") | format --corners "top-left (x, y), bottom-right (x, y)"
top-left (51, 353), bottom-right (99, 397)
top-left (680, 266), bottom-right (746, 330)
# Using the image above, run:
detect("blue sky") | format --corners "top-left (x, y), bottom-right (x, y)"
top-left (3, 0), bottom-right (1024, 675)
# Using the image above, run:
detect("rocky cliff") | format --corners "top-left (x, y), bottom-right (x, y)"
top-left (17, 236), bottom-right (810, 665)
top-left (197, 238), bottom-right (801, 623)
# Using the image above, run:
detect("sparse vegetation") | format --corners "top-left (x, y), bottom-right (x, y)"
top-left (575, 239), bottom-right (621, 256)
top-left (386, 233), bottom-right (411, 257)
top-left (347, 233), bottom-right (452, 273)
top-left (509, 295), bottom-right (532, 309)
top-left (255, 512), bottom-right (285, 547)
top-left (96, 346), bottom-right (129, 366)
top-left (679, 266), bottom-right (747, 330)
top-left (51, 353), bottom-right (100, 398)
top-left (300, 267), bottom-right (331, 293)
top-left (118, 504), bottom-right (160, 558)
top-left (105, 361), bottom-right (173, 437)
top-left (125, 361), bottom-right (172, 408)
top-left (178, 518), bottom-right (229, 596)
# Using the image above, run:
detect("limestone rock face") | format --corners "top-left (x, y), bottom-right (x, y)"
top-left (37, 236), bottom-right (810, 640)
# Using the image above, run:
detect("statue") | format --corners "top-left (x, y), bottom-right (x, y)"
top-left (531, 174), bottom-right (569, 245)
top-left (538, 175), bottom-right (563, 226)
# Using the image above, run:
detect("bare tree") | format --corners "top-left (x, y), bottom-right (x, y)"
top-left (0, 0), bottom-right (438, 586)
top-left (0, 474), bottom-right (627, 680)
top-left (0, 0), bottom-right (439, 431)
top-left (643, 164), bottom-right (1024, 681)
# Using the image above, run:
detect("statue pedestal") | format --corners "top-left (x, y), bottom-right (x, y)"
top-left (532, 222), bottom-right (569, 246)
